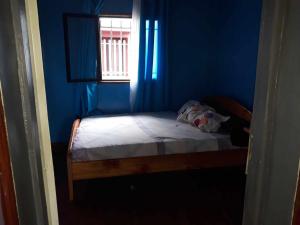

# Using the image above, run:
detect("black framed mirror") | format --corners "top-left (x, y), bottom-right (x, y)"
top-left (63, 13), bottom-right (102, 82)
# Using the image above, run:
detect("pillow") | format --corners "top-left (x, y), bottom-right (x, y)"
top-left (192, 110), bottom-right (230, 132)
top-left (177, 101), bottom-right (214, 123)
top-left (177, 100), bottom-right (201, 115)
top-left (177, 100), bottom-right (229, 132)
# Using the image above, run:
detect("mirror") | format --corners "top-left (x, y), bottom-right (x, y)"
top-left (63, 13), bottom-right (101, 82)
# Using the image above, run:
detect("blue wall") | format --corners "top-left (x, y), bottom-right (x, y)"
top-left (38, 0), bottom-right (261, 143)
top-left (169, 0), bottom-right (262, 110)
top-left (168, 0), bottom-right (220, 110)
top-left (214, 0), bottom-right (262, 110)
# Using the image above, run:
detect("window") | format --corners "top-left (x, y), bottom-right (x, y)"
top-left (64, 15), bottom-right (159, 83)
top-left (100, 17), bottom-right (132, 81)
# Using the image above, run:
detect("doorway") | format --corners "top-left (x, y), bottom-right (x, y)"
top-left (1, 0), bottom-right (300, 224)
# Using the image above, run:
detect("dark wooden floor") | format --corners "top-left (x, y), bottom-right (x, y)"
top-left (52, 148), bottom-right (246, 225)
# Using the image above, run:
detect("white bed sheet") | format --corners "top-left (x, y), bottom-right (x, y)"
top-left (71, 112), bottom-right (235, 162)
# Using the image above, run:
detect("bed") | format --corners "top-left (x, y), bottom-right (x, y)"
top-left (67, 96), bottom-right (252, 201)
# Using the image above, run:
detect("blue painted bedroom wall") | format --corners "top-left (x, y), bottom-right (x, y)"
top-left (213, 0), bottom-right (262, 110)
top-left (168, 0), bottom-right (220, 110)
top-left (38, 0), bottom-right (133, 142)
top-left (168, 0), bottom-right (262, 110)
top-left (38, 0), bottom-right (261, 143)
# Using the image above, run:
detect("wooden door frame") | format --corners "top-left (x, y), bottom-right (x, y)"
top-left (24, 0), bottom-right (59, 223)
top-left (243, 0), bottom-right (300, 224)
top-left (0, 0), bottom-right (58, 224)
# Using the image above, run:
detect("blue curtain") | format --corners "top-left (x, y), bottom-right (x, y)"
top-left (76, 0), bottom-right (170, 116)
top-left (74, 0), bottom-right (104, 117)
top-left (132, 0), bottom-right (170, 112)
top-left (83, 0), bottom-right (105, 14)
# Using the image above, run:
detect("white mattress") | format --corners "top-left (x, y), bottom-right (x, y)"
top-left (71, 112), bottom-right (235, 162)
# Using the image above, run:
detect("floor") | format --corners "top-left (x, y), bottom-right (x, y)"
top-left (52, 148), bottom-right (246, 225)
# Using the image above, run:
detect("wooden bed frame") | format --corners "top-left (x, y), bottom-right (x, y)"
top-left (67, 96), bottom-right (252, 201)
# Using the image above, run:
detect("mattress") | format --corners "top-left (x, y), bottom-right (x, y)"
top-left (71, 112), bottom-right (235, 162)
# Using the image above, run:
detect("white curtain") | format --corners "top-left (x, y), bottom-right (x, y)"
top-left (129, 0), bottom-right (141, 112)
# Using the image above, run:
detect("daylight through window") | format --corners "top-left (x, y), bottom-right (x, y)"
top-left (100, 17), bottom-right (132, 81)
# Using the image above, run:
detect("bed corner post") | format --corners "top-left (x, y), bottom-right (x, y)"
top-left (67, 118), bottom-right (81, 201)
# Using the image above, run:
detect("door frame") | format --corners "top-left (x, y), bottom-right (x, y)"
top-left (24, 0), bottom-right (59, 224)
top-left (243, 0), bottom-right (300, 224)
top-left (0, 0), bottom-right (58, 224)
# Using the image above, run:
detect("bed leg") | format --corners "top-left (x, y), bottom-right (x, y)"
top-left (67, 154), bottom-right (74, 201)
top-left (68, 178), bottom-right (74, 201)
top-left (67, 118), bottom-right (80, 201)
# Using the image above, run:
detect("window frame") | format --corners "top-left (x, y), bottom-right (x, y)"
top-left (63, 13), bottom-right (102, 83)
top-left (99, 14), bottom-right (132, 83)
top-left (63, 13), bottom-right (132, 84)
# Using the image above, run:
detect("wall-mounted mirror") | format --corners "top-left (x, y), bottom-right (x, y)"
top-left (63, 13), bottom-right (101, 82)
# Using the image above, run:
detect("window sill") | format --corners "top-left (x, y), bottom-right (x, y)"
top-left (98, 80), bottom-right (130, 84)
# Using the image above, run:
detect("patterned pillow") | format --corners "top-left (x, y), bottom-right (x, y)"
top-left (192, 110), bottom-right (230, 132)
top-left (177, 100), bottom-right (229, 132)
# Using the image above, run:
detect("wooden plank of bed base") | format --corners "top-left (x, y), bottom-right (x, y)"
top-left (71, 149), bottom-right (247, 181)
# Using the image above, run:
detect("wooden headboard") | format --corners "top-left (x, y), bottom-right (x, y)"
top-left (203, 96), bottom-right (252, 123)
